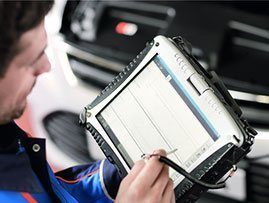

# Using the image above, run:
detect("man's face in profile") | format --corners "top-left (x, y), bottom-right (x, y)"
top-left (0, 21), bottom-right (51, 124)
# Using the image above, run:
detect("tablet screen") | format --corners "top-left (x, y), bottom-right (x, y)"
top-left (97, 55), bottom-right (219, 180)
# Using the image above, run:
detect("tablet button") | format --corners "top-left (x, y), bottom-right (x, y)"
top-left (199, 170), bottom-right (205, 177)
top-left (189, 74), bottom-right (210, 95)
top-left (107, 156), bottom-right (115, 164)
top-left (212, 103), bottom-right (217, 109)
top-left (174, 53), bottom-right (180, 58)
top-left (176, 57), bottom-right (183, 63)
top-left (208, 99), bottom-right (214, 105)
top-left (93, 132), bottom-right (98, 139)
top-left (179, 61), bottom-right (185, 69)
top-left (181, 65), bottom-right (188, 72)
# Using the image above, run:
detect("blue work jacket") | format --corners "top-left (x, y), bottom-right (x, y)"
top-left (0, 122), bottom-right (121, 203)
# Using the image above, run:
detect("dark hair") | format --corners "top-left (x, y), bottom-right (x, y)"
top-left (0, 1), bottom-right (54, 77)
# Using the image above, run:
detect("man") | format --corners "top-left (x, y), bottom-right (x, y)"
top-left (0, 2), bottom-right (175, 202)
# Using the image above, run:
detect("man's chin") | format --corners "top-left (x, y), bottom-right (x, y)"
top-left (0, 101), bottom-right (27, 124)
top-left (8, 103), bottom-right (26, 121)
top-left (15, 101), bottom-right (27, 118)
top-left (14, 107), bottom-right (25, 119)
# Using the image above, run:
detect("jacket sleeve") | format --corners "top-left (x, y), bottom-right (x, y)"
top-left (54, 159), bottom-right (122, 203)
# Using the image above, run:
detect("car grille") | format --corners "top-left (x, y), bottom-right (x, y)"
top-left (43, 111), bottom-right (94, 163)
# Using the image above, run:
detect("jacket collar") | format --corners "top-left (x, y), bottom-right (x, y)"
top-left (0, 121), bottom-right (43, 192)
top-left (0, 121), bottom-right (27, 153)
top-left (0, 121), bottom-right (60, 202)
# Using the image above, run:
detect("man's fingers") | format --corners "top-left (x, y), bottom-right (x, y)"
top-left (171, 190), bottom-right (176, 203)
top-left (116, 149), bottom-right (174, 203)
top-left (161, 179), bottom-right (174, 203)
top-left (152, 163), bottom-right (169, 191)
top-left (153, 149), bottom-right (167, 157)
top-left (124, 159), bottom-right (145, 183)
top-left (133, 149), bottom-right (167, 189)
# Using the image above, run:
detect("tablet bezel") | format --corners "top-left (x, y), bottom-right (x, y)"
top-left (85, 36), bottom-right (245, 187)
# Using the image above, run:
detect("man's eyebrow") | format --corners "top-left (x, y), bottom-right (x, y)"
top-left (31, 45), bottom-right (47, 65)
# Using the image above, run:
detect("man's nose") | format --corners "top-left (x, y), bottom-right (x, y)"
top-left (34, 54), bottom-right (51, 76)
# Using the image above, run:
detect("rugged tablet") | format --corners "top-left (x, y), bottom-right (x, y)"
top-left (79, 36), bottom-right (257, 202)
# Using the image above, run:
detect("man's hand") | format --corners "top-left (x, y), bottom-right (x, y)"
top-left (115, 150), bottom-right (175, 203)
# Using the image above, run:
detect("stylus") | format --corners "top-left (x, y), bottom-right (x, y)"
top-left (158, 155), bottom-right (226, 189)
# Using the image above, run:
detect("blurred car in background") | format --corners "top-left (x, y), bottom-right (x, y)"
top-left (24, 1), bottom-right (269, 202)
